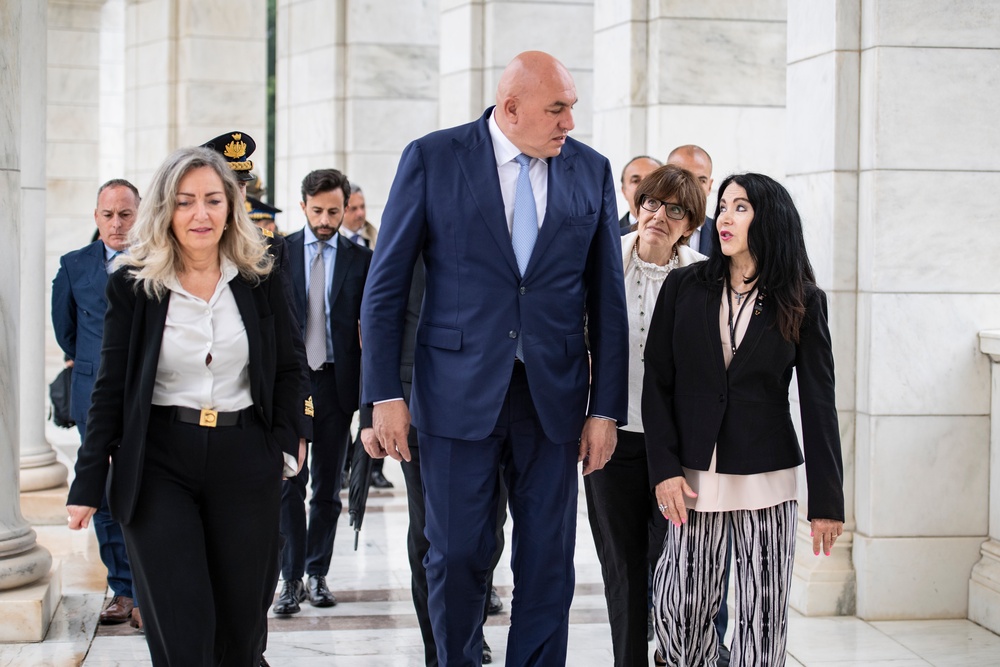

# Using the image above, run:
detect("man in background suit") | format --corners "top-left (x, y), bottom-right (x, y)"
top-left (52, 179), bottom-right (141, 628)
top-left (618, 155), bottom-right (662, 233)
top-left (361, 51), bottom-right (628, 666)
top-left (274, 169), bottom-right (372, 616)
top-left (666, 144), bottom-right (715, 255)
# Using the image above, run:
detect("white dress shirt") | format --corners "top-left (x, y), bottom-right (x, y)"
top-left (489, 110), bottom-right (548, 234)
top-left (152, 258), bottom-right (253, 411)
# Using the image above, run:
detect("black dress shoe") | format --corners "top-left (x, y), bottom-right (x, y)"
top-left (718, 644), bottom-right (731, 667)
top-left (487, 586), bottom-right (503, 615)
top-left (370, 469), bottom-right (394, 488)
top-left (307, 574), bottom-right (337, 607)
top-left (272, 579), bottom-right (306, 615)
top-left (482, 638), bottom-right (493, 664)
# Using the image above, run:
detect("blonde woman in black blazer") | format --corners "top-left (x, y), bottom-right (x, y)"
top-left (67, 147), bottom-right (305, 667)
top-left (643, 173), bottom-right (844, 666)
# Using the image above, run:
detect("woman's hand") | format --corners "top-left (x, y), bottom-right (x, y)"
top-left (810, 518), bottom-right (843, 556)
top-left (295, 438), bottom-right (307, 476)
top-left (654, 476), bottom-right (697, 527)
top-left (66, 505), bottom-right (98, 530)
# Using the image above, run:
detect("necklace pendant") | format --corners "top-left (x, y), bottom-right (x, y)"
top-left (733, 292), bottom-right (745, 305)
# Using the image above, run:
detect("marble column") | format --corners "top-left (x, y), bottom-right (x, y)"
top-left (592, 0), bottom-right (649, 216)
top-left (852, 0), bottom-right (999, 619)
top-left (124, 0), bottom-right (268, 190)
top-left (783, 0), bottom-right (859, 616)
top-left (970, 330), bottom-right (1000, 633)
top-left (274, 0), bottom-right (439, 227)
top-left (439, 0), bottom-right (594, 149)
top-left (0, 0), bottom-right (59, 641)
top-left (641, 1), bottom-right (787, 206)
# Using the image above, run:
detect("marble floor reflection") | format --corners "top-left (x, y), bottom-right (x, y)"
top-left (7, 457), bottom-right (1000, 666)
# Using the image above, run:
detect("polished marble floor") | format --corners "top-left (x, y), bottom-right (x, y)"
top-left (6, 452), bottom-right (1000, 666)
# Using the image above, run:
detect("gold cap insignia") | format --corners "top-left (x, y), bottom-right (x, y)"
top-left (244, 201), bottom-right (253, 213)
top-left (304, 396), bottom-right (315, 417)
top-left (224, 133), bottom-right (247, 159)
top-left (261, 228), bottom-right (274, 238)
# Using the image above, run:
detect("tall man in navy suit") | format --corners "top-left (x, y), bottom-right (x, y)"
top-left (361, 51), bottom-right (629, 666)
top-left (274, 169), bottom-right (372, 615)
top-left (52, 179), bottom-right (141, 626)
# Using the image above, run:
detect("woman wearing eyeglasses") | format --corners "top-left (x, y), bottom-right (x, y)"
top-left (643, 173), bottom-right (844, 666)
top-left (584, 164), bottom-right (707, 667)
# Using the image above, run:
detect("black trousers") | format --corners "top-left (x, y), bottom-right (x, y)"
top-left (584, 429), bottom-right (668, 667)
top-left (122, 406), bottom-right (282, 667)
top-left (280, 364), bottom-right (353, 580)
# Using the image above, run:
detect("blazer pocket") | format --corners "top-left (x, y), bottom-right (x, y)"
top-left (565, 333), bottom-right (587, 356)
top-left (418, 324), bottom-right (462, 351)
top-left (74, 360), bottom-right (94, 376)
top-left (566, 212), bottom-right (597, 226)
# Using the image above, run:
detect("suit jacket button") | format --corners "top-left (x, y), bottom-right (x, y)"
top-left (519, 286), bottom-right (526, 295)
top-left (509, 330), bottom-right (518, 339)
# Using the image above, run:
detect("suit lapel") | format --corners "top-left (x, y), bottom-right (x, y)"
top-left (329, 238), bottom-right (351, 302)
top-left (704, 286), bottom-right (728, 377)
top-left (525, 147), bottom-right (577, 277)
top-left (453, 122), bottom-right (520, 277)
top-left (87, 242), bottom-right (111, 306)
top-left (230, 278), bottom-right (262, 402)
top-left (287, 231), bottom-right (307, 322)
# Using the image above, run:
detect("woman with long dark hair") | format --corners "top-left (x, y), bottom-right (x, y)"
top-left (643, 173), bottom-right (844, 665)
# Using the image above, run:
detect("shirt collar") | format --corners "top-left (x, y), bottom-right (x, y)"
top-left (303, 223), bottom-right (339, 249)
top-left (488, 108), bottom-right (547, 169)
top-left (102, 242), bottom-right (119, 262)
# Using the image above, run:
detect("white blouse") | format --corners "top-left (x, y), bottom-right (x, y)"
top-left (151, 259), bottom-right (253, 411)
top-left (621, 232), bottom-right (706, 434)
top-left (682, 285), bottom-right (801, 513)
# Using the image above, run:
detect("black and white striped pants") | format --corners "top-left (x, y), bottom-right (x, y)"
top-left (652, 501), bottom-right (797, 667)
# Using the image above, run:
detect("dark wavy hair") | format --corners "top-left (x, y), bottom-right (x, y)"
top-left (696, 172), bottom-right (815, 342)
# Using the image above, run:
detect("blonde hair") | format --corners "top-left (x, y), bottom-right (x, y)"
top-left (120, 147), bottom-right (273, 299)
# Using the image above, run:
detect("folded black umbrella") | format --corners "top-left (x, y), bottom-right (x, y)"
top-left (347, 441), bottom-right (375, 550)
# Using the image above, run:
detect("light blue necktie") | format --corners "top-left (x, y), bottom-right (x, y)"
top-left (511, 153), bottom-right (537, 360)
top-left (511, 153), bottom-right (538, 275)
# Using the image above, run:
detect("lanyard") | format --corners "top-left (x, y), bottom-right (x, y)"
top-left (726, 281), bottom-right (755, 357)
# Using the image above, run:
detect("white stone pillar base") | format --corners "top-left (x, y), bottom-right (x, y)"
top-left (19, 449), bottom-right (68, 493)
top-left (20, 484), bottom-right (70, 526)
top-left (0, 538), bottom-right (53, 591)
top-left (790, 519), bottom-right (856, 616)
top-left (969, 539), bottom-right (1000, 635)
top-left (0, 560), bottom-right (60, 642)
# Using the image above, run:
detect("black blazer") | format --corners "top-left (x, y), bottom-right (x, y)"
top-left (286, 230), bottom-right (372, 414)
top-left (67, 267), bottom-right (303, 524)
top-left (642, 265), bottom-right (844, 522)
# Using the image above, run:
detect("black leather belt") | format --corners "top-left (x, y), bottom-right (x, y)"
top-left (170, 406), bottom-right (254, 428)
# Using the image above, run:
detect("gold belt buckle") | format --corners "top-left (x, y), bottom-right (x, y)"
top-left (199, 408), bottom-right (218, 428)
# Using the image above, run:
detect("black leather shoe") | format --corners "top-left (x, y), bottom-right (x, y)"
top-left (482, 638), bottom-right (493, 664)
top-left (307, 574), bottom-right (337, 607)
top-left (370, 469), bottom-right (394, 488)
top-left (718, 644), bottom-right (731, 667)
top-left (272, 579), bottom-right (306, 615)
top-left (647, 608), bottom-right (654, 641)
top-left (487, 586), bottom-right (503, 615)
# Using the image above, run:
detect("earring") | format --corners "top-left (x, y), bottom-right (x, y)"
top-left (224, 224), bottom-right (229, 231)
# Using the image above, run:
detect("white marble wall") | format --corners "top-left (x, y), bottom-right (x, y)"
top-left (274, 0), bottom-right (439, 230)
top-left (852, 0), bottom-right (1000, 620)
top-left (594, 0), bottom-right (787, 220)
top-left (440, 0), bottom-right (594, 160)
top-left (784, 0), bottom-right (859, 616)
top-left (124, 0), bottom-right (268, 191)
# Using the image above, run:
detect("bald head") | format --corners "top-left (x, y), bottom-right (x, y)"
top-left (620, 156), bottom-right (662, 219)
top-left (494, 51), bottom-right (577, 158)
top-left (666, 145), bottom-right (713, 198)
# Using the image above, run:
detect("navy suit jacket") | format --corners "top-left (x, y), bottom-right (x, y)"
top-left (361, 107), bottom-right (629, 444)
top-left (285, 229), bottom-right (372, 415)
top-left (697, 216), bottom-right (716, 256)
top-left (52, 240), bottom-right (112, 424)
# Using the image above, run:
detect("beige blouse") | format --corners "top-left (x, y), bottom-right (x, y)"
top-left (683, 286), bottom-right (801, 512)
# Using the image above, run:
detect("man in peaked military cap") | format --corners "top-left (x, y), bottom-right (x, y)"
top-left (247, 195), bottom-right (281, 236)
top-left (201, 130), bottom-right (312, 667)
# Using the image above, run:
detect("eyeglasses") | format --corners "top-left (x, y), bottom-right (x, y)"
top-left (639, 196), bottom-right (688, 221)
